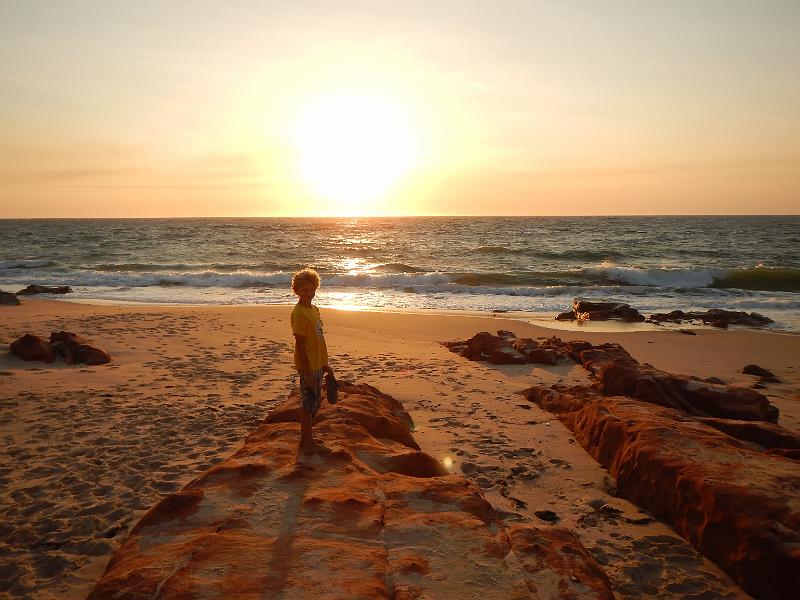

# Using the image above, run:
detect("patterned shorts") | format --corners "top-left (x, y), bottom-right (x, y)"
top-left (298, 369), bottom-right (323, 415)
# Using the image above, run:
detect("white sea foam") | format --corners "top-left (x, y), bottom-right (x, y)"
top-left (0, 259), bottom-right (57, 270)
top-left (582, 265), bottom-right (725, 288)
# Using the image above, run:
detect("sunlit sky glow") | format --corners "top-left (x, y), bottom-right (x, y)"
top-left (1, 1), bottom-right (798, 217)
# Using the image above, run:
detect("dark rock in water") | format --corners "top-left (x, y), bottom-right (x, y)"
top-left (16, 284), bottom-right (73, 295)
top-left (742, 364), bottom-right (775, 378)
top-left (555, 299), bottom-right (645, 323)
top-left (496, 329), bottom-right (516, 339)
top-left (0, 291), bottom-right (20, 305)
top-left (10, 334), bottom-right (55, 363)
top-left (679, 329), bottom-right (697, 335)
top-left (573, 300), bottom-right (623, 313)
top-left (650, 309), bottom-right (773, 328)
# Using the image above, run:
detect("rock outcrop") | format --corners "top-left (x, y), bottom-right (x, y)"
top-left (50, 331), bottom-right (111, 365)
top-left (648, 309), bottom-right (773, 328)
top-left (556, 300), bottom-right (646, 323)
top-left (15, 284), bottom-right (73, 295)
top-left (443, 331), bottom-right (572, 366)
top-left (520, 385), bottom-right (800, 600)
top-left (576, 343), bottom-right (778, 422)
top-left (444, 332), bottom-right (779, 424)
top-left (88, 382), bottom-right (613, 600)
top-left (8, 331), bottom-right (111, 365)
top-left (10, 333), bottom-right (55, 363)
top-left (0, 290), bottom-right (20, 305)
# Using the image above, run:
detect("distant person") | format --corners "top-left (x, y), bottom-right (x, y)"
top-left (291, 267), bottom-right (334, 454)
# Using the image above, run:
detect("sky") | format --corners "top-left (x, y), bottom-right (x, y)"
top-left (1, 0), bottom-right (798, 217)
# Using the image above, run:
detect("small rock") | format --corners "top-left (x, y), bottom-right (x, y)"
top-left (742, 364), bottom-right (775, 378)
top-left (0, 290), bottom-right (20, 305)
top-left (534, 510), bottom-right (558, 522)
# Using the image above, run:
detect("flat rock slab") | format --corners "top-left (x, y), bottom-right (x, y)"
top-left (88, 382), bottom-right (613, 600)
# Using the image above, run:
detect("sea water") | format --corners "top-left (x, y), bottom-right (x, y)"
top-left (1, 216), bottom-right (799, 329)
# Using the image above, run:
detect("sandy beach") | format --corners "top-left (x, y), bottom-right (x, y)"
top-left (1, 298), bottom-right (799, 599)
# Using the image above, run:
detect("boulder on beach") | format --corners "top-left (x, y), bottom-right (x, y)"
top-left (7, 330), bottom-right (110, 365)
top-left (16, 284), bottom-right (73, 295)
top-left (87, 382), bottom-right (614, 600)
top-left (50, 331), bottom-right (111, 365)
top-left (10, 333), bottom-right (55, 363)
top-left (0, 290), bottom-right (20, 305)
top-left (742, 364), bottom-right (775, 378)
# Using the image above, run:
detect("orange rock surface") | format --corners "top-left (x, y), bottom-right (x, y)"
top-left (88, 382), bottom-right (613, 600)
top-left (523, 385), bottom-right (800, 600)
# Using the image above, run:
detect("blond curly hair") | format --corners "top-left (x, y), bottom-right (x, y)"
top-left (291, 267), bottom-right (321, 295)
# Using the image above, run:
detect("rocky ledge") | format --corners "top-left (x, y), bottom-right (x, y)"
top-left (88, 382), bottom-right (613, 600)
top-left (445, 332), bottom-right (778, 423)
top-left (518, 341), bottom-right (799, 600)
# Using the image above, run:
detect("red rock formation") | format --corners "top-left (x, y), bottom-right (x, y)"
top-left (9, 333), bottom-right (55, 363)
top-left (577, 343), bottom-right (777, 423)
top-left (88, 383), bottom-right (613, 600)
top-left (521, 385), bottom-right (800, 600)
top-left (444, 333), bottom-right (572, 366)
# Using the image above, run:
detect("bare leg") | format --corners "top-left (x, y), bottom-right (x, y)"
top-left (299, 407), bottom-right (325, 453)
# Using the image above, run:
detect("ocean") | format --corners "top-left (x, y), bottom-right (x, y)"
top-left (1, 216), bottom-right (799, 329)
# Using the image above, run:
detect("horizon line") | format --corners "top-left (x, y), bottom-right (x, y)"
top-left (1, 214), bottom-right (799, 220)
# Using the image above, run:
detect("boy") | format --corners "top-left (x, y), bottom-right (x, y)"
top-left (290, 267), bottom-right (333, 454)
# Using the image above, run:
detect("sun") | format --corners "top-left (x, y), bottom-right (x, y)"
top-left (291, 93), bottom-right (417, 214)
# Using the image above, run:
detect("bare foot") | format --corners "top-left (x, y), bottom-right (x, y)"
top-left (300, 441), bottom-right (328, 454)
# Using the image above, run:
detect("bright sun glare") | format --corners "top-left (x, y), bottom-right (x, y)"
top-left (292, 93), bottom-right (417, 214)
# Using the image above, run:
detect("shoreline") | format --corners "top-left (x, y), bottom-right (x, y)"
top-left (28, 295), bottom-right (800, 336)
top-left (2, 298), bottom-right (798, 598)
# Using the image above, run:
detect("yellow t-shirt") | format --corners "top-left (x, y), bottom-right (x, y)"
top-left (291, 303), bottom-right (328, 371)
